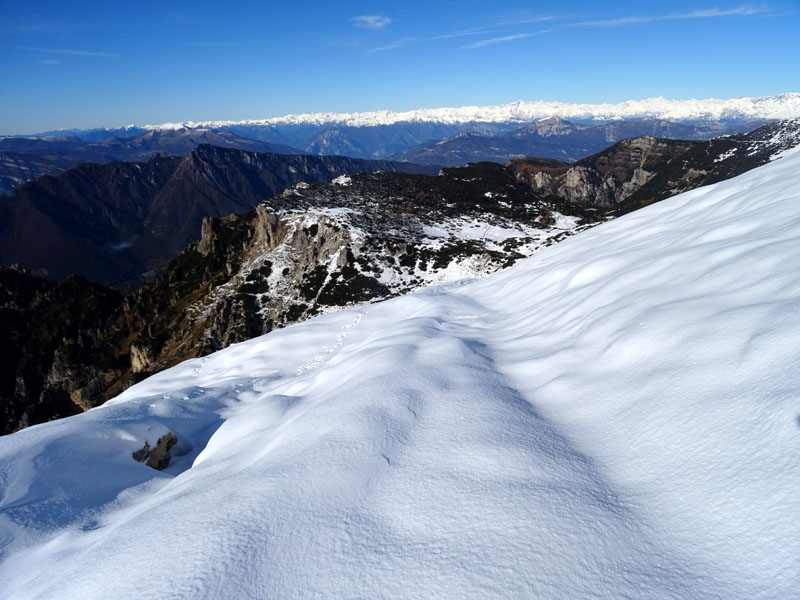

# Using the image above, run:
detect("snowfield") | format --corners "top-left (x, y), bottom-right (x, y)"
top-left (1, 148), bottom-right (800, 598)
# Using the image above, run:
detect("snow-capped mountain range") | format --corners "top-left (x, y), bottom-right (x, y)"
top-left (1, 136), bottom-right (798, 599)
top-left (16, 94), bottom-right (796, 164)
top-left (146, 92), bottom-right (800, 129)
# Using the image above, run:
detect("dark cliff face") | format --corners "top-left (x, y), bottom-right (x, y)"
top-left (616, 120), bottom-right (800, 214)
top-left (0, 155), bottom-right (181, 287)
top-left (0, 145), bottom-right (438, 290)
top-left (0, 129), bottom-right (307, 193)
top-left (0, 268), bottom-right (124, 435)
top-left (511, 137), bottom-right (697, 208)
top-left (0, 151), bottom-right (71, 195)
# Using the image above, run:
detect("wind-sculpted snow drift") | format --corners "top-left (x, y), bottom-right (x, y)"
top-left (1, 147), bottom-right (799, 598)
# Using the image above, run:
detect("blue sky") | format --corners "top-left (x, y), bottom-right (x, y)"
top-left (1, 1), bottom-right (798, 134)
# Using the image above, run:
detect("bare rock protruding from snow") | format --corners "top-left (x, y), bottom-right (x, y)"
top-left (132, 432), bottom-right (178, 470)
top-left (253, 204), bottom-right (288, 251)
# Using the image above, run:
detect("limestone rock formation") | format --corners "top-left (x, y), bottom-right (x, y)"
top-left (510, 120), bottom-right (800, 212)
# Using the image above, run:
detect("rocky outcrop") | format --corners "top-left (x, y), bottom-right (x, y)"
top-left (1, 158), bottom-right (591, 433)
top-left (196, 217), bottom-right (216, 257)
top-left (253, 204), bottom-right (288, 251)
top-left (510, 120), bottom-right (800, 212)
top-left (129, 344), bottom-right (155, 374)
top-left (0, 268), bottom-right (124, 434)
top-left (0, 145), bottom-right (437, 290)
top-left (132, 432), bottom-right (178, 470)
top-left (512, 136), bottom-right (695, 208)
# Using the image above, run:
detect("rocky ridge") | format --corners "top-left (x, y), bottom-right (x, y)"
top-left (93, 161), bottom-right (599, 389)
top-left (511, 119), bottom-right (800, 212)
top-left (0, 128), bottom-right (305, 194)
top-left (0, 161), bottom-right (594, 434)
top-left (0, 145), bottom-right (438, 289)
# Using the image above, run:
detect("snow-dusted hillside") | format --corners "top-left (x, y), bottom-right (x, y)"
top-left (147, 92), bottom-right (800, 129)
top-left (1, 146), bottom-right (800, 598)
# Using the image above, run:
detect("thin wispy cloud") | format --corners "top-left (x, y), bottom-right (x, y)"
top-left (364, 13), bottom-right (555, 53)
top-left (366, 6), bottom-right (768, 54)
top-left (465, 30), bottom-right (551, 49)
top-left (496, 15), bottom-right (553, 26)
top-left (369, 37), bottom-right (417, 52)
top-left (370, 28), bottom-right (491, 52)
top-left (466, 33), bottom-right (533, 48)
top-left (352, 15), bottom-right (392, 30)
top-left (673, 6), bottom-right (767, 18)
top-left (578, 16), bottom-right (650, 27)
top-left (20, 46), bottom-right (118, 57)
top-left (578, 5), bottom-right (768, 27)
top-left (428, 27), bottom-right (489, 41)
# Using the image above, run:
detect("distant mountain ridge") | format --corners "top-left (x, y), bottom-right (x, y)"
top-left (12, 94), bottom-right (799, 164)
top-left (0, 127), bottom-right (303, 160)
top-left (0, 129), bottom-right (305, 194)
top-left (141, 92), bottom-right (800, 128)
top-left (389, 117), bottom-right (761, 166)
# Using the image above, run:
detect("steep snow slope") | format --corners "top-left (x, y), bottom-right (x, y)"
top-left (1, 147), bottom-right (800, 598)
top-left (147, 92), bottom-right (800, 129)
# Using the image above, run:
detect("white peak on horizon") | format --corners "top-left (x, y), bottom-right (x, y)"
top-left (142, 93), bottom-right (800, 131)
